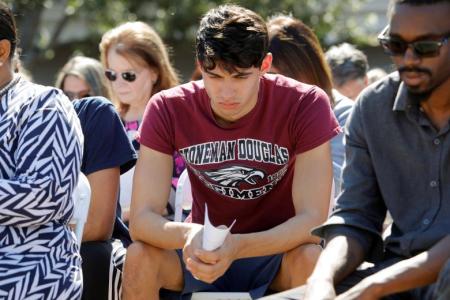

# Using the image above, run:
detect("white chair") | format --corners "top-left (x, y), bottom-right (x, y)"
top-left (174, 169), bottom-right (193, 222)
top-left (329, 179), bottom-right (336, 216)
top-left (119, 166), bottom-right (135, 219)
top-left (70, 173), bottom-right (91, 246)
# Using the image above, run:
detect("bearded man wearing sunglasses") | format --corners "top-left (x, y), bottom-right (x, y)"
top-left (301, 0), bottom-right (450, 299)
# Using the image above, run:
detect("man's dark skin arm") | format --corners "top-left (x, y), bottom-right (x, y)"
top-left (304, 233), bottom-right (366, 299)
top-left (336, 235), bottom-right (450, 300)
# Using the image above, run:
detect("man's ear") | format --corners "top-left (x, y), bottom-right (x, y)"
top-left (0, 40), bottom-right (11, 66)
top-left (196, 59), bottom-right (203, 72)
top-left (260, 53), bottom-right (273, 75)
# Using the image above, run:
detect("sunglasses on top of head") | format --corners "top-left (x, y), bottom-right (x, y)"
top-left (378, 26), bottom-right (449, 58)
top-left (105, 69), bottom-right (137, 82)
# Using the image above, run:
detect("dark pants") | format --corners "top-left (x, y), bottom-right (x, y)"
top-left (259, 258), bottom-right (450, 300)
top-left (434, 259), bottom-right (450, 300)
top-left (161, 249), bottom-right (283, 300)
top-left (80, 239), bottom-right (126, 300)
top-left (336, 256), bottom-right (450, 300)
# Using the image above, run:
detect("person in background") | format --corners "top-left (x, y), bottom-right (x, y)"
top-left (99, 21), bottom-right (185, 221)
top-left (56, 56), bottom-right (137, 300)
top-left (267, 14), bottom-right (354, 197)
top-left (325, 42), bottom-right (369, 100)
top-left (304, 0), bottom-right (450, 299)
top-left (56, 55), bottom-right (112, 101)
top-left (0, 2), bottom-right (83, 298)
top-left (73, 97), bottom-right (136, 300)
top-left (123, 5), bottom-right (339, 299)
top-left (367, 67), bottom-right (388, 84)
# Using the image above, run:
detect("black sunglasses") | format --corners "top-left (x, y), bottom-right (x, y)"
top-left (64, 90), bottom-right (91, 100)
top-left (105, 69), bottom-right (137, 82)
top-left (378, 26), bottom-right (449, 58)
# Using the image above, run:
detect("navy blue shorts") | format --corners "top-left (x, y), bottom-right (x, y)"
top-left (161, 249), bottom-right (283, 300)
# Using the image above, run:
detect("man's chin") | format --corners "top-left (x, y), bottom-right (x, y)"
top-left (406, 85), bottom-right (432, 103)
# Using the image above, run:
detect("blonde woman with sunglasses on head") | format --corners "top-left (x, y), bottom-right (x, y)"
top-left (99, 21), bottom-right (186, 222)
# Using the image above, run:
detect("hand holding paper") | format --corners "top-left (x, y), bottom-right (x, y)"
top-left (202, 203), bottom-right (236, 251)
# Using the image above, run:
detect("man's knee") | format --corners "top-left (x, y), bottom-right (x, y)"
top-left (124, 241), bottom-right (183, 291)
top-left (283, 243), bottom-right (322, 288)
top-left (125, 241), bottom-right (165, 277)
top-left (288, 243), bottom-right (322, 268)
top-left (127, 241), bottom-right (163, 262)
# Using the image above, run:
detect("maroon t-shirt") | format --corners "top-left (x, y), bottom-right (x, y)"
top-left (138, 74), bottom-right (340, 233)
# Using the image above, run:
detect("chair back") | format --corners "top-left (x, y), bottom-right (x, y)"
top-left (174, 169), bottom-right (193, 222)
top-left (70, 173), bottom-right (91, 246)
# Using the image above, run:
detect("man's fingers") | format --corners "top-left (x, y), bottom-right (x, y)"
top-left (195, 249), bottom-right (219, 264)
top-left (186, 257), bottom-right (220, 283)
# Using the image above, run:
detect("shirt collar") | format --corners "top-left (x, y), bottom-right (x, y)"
top-left (392, 81), bottom-right (410, 112)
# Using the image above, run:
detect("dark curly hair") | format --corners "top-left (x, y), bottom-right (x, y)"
top-left (0, 1), bottom-right (17, 60)
top-left (196, 4), bottom-right (268, 73)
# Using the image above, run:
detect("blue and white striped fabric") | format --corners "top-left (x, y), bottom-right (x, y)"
top-left (0, 77), bottom-right (84, 299)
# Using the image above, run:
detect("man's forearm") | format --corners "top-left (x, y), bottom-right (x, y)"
top-left (308, 234), bottom-right (366, 284)
top-left (129, 210), bottom-right (198, 249)
top-left (233, 212), bottom-right (323, 259)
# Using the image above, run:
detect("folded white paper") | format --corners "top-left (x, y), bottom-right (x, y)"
top-left (202, 204), bottom-right (236, 251)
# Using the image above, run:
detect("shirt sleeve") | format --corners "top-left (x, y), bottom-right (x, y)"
top-left (79, 98), bottom-right (137, 175)
top-left (137, 92), bottom-right (175, 155)
top-left (292, 86), bottom-right (341, 154)
top-left (312, 98), bottom-right (386, 262)
top-left (0, 88), bottom-right (83, 227)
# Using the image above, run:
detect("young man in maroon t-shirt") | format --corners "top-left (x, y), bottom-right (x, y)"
top-left (123, 4), bottom-right (340, 299)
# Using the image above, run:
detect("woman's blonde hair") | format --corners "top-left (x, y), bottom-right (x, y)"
top-left (99, 21), bottom-right (179, 116)
top-left (55, 55), bottom-right (112, 99)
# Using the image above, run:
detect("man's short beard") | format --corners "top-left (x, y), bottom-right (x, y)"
top-left (407, 88), bottom-right (433, 104)
top-left (399, 66), bottom-right (434, 103)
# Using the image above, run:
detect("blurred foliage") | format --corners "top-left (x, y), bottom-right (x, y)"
top-left (147, 0), bottom-right (369, 45)
top-left (5, 0), bottom-right (370, 80)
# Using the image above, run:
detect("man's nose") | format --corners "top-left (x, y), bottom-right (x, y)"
top-left (402, 46), bottom-right (421, 66)
top-left (219, 81), bottom-right (236, 99)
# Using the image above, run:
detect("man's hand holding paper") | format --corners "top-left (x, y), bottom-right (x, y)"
top-left (183, 223), bottom-right (204, 266)
top-left (185, 204), bottom-right (237, 283)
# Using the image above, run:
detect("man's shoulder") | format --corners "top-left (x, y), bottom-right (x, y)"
top-left (158, 80), bottom-right (205, 101)
top-left (357, 72), bottom-right (401, 110)
top-left (262, 74), bottom-right (325, 106)
top-left (349, 72), bottom-right (403, 132)
top-left (263, 73), bottom-right (315, 92)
